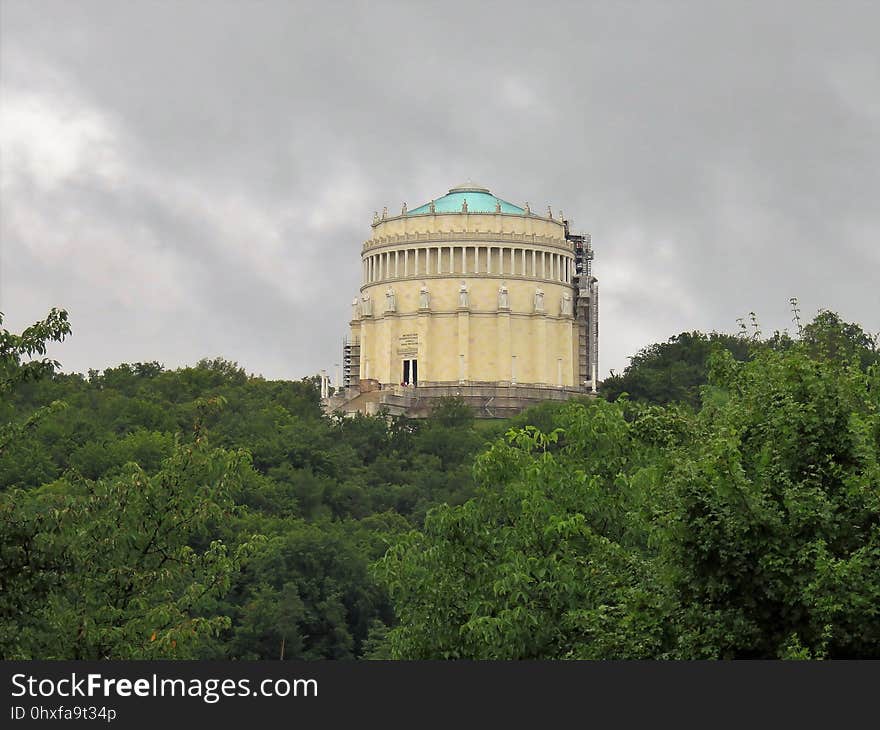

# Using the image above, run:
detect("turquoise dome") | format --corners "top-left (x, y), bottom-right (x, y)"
top-left (408, 182), bottom-right (525, 215)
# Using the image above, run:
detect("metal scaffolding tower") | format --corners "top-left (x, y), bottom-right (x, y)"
top-left (342, 336), bottom-right (360, 388)
top-left (565, 220), bottom-right (599, 392)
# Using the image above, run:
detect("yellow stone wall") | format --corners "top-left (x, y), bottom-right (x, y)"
top-left (366, 211), bottom-right (566, 242)
top-left (351, 209), bottom-right (579, 387)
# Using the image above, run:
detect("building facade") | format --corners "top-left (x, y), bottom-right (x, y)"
top-left (332, 182), bottom-right (598, 417)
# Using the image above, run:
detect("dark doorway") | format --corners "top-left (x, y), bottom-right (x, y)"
top-left (402, 359), bottom-right (418, 386)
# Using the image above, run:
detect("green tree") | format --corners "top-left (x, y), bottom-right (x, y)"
top-left (800, 309), bottom-right (879, 371)
top-left (0, 424), bottom-right (259, 659)
top-left (600, 331), bottom-right (751, 408)
top-left (374, 400), bottom-right (675, 659)
top-left (0, 308), bottom-right (71, 395)
top-left (0, 309), bottom-right (71, 456)
top-left (665, 344), bottom-right (880, 658)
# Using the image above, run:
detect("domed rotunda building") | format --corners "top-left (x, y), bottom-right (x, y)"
top-left (331, 182), bottom-right (599, 418)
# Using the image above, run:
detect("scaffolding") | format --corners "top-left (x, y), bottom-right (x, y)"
top-left (342, 336), bottom-right (360, 388)
top-left (564, 220), bottom-right (598, 392)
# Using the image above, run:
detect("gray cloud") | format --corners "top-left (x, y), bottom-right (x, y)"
top-left (2, 0), bottom-right (878, 380)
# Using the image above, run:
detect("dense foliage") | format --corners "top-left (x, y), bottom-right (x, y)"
top-left (599, 331), bottom-right (751, 407)
top-left (2, 307), bottom-right (878, 659)
top-left (0, 314), bottom-right (496, 659)
top-left (377, 312), bottom-right (880, 658)
top-left (599, 311), bottom-right (878, 409)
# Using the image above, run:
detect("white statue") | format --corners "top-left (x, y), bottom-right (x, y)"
top-left (429, 200), bottom-right (436, 213)
top-left (419, 282), bottom-right (430, 310)
top-left (561, 291), bottom-right (572, 317)
top-left (458, 281), bottom-right (469, 308)
top-left (498, 282), bottom-right (510, 310)
top-left (385, 286), bottom-right (396, 312)
top-left (401, 202), bottom-right (407, 215)
top-left (461, 198), bottom-right (468, 213)
top-left (534, 287), bottom-right (545, 312)
top-left (351, 298), bottom-right (360, 320)
top-left (361, 295), bottom-right (372, 317)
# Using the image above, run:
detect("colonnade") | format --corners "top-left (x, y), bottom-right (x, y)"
top-left (362, 245), bottom-right (574, 285)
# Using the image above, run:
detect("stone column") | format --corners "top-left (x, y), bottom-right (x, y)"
top-left (535, 315), bottom-right (547, 384)
top-left (382, 310), bottom-right (394, 385)
top-left (417, 304), bottom-right (430, 383)
top-left (457, 308), bottom-right (469, 383)
top-left (359, 319), bottom-right (369, 380)
top-left (497, 307), bottom-right (511, 384)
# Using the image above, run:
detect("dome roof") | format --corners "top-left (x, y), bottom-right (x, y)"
top-left (448, 180), bottom-right (491, 193)
top-left (408, 182), bottom-right (525, 215)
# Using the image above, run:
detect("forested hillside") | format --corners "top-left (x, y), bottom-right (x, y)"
top-left (2, 308), bottom-right (878, 659)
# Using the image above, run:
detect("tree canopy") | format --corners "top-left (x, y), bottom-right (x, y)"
top-left (3, 307), bottom-right (878, 659)
top-left (376, 312), bottom-right (880, 659)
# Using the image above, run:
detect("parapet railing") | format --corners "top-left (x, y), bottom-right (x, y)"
top-left (363, 231), bottom-right (572, 251)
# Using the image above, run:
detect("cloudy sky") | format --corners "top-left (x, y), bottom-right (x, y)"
top-left (1, 1), bottom-right (878, 381)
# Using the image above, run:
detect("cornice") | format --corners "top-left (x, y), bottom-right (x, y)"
top-left (363, 230), bottom-right (573, 253)
top-left (359, 273), bottom-right (578, 291)
top-left (371, 210), bottom-right (561, 228)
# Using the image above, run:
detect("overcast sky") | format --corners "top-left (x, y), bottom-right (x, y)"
top-left (1, 1), bottom-right (878, 381)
